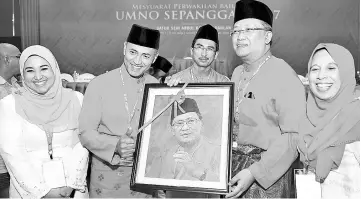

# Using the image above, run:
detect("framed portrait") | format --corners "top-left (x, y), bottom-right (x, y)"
top-left (131, 83), bottom-right (234, 195)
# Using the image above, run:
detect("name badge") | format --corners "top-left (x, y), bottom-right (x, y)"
top-left (294, 169), bottom-right (321, 199)
top-left (42, 158), bottom-right (66, 188)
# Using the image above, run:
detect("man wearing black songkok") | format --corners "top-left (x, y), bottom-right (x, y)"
top-left (79, 24), bottom-right (160, 198)
top-left (166, 24), bottom-right (230, 85)
top-left (226, 0), bottom-right (306, 198)
top-left (146, 98), bottom-right (221, 198)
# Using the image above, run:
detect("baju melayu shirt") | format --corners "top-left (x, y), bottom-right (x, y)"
top-left (78, 65), bottom-right (158, 198)
top-left (231, 55), bottom-right (307, 189)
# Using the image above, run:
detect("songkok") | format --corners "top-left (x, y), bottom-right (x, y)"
top-left (234, 0), bottom-right (273, 27)
top-left (193, 24), bottom-right (219, 47)
top-left (171, 98), bottom-right (202, 123)
top-left (152, 56), bottom-right (173, 73)
top-left (127, 24), bottom-right (160, 49)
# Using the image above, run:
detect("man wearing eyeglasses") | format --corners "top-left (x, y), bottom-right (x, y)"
top-left (226, 0), bottom-right (306, 198)
top-left (146, 98), bottom-right (220, 197)
top-left (166, 24), bottom-right (229, 85)
top-left (0, 43), bottom-right (21, 198)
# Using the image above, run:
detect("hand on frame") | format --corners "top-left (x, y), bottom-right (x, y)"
top-left (225, 169), bottom-right (255, 198)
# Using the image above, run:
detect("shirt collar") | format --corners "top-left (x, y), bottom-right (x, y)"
top-left (0, 76), bottom-right (7, 85)
top-left (0, 76), bottom-right (17, 85)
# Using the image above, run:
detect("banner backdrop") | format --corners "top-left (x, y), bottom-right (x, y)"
top-left (39, 0), bottom-right (359, 77)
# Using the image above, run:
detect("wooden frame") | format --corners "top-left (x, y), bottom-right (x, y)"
top-left (131, 83), bottom-right (234, 195)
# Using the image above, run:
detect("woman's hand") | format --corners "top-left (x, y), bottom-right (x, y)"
top-left (44, 188), bottom-right (61, 198)
top-left (59, 186), bottom-right (74, 198)
top-left (44, 186), bottom-right (74, 198)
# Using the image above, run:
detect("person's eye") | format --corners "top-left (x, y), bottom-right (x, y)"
top-left (328, 64), bottom-right (338, 70)
top-left (129, 50), bottom-right (136, 55)
top-left (41, 67), bottom-right (49, 71)
top-left (310, 67), bottom-right (319, 72)
top-left (188, 119), bottom-right (197, 124)
top-left (174, 121), bottom-right (184, 126)
top-left (143, 55), bottom-right (151, 59)
top-left (232, 30), bottom-right (241, 34)
top-left (25, 69), bottom-right (34, 73)
top-left (244, 28), bottom-right (253, 33)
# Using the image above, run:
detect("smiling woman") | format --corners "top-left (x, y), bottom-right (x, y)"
top-left (0, 45), bottom-right (89, 198)
top-left (296, 43), bottom-right (360, 198)
top-left (23, 55), bottom-right (56, 95)
top-left (308, 48), bottom-right (341, 100)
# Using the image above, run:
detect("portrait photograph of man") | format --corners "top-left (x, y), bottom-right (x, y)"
top-left (132, 85), bottom-right (232, 194)
top-left (145, 97), bottom-right (221, 182)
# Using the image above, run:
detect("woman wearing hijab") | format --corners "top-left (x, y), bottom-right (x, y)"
top-left (0, 45), bottom-right (89, 198)
top-left (297, 43), bottom-right (360, 198)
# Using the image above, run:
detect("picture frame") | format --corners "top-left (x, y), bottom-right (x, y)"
top-left (131, 83), bottom-right (234, 195)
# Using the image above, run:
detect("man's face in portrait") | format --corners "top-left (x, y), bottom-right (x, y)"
top-left (171, 112), bottom-right (202, 146)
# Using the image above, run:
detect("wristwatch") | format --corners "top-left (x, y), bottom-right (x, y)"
top-left (199, 169), bottom-right (208, 181)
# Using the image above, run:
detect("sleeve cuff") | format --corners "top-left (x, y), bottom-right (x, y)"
top-left (248, 162), bottom-right (273, 189)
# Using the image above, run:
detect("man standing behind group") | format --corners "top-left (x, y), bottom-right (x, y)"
top-left (0, 43), bottom-right (21, 100)
top-left (79, 24), bottom-right (159, 198)
top-left (0, 43), bottom-right (21, 198)
top-left (166, 24), bottom-right (230, 85)
top-left (226, 0), bottom-right (306, 198)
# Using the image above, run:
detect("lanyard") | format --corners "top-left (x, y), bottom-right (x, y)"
top-left (45, 131), bottom-right (54, 160)
top-left (234, 55), bottom-right (271, 121)
top-left (119, 68), bottom-right (145, 136)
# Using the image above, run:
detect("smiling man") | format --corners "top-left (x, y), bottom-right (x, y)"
top-left (227, 0), bottom-right (307, 198)
top-left (79, 24), bottom-right (160, 198)
top-left (146, 98), bottom-right (220, 197)
top-left (166, 24), bottom-right (229, 86)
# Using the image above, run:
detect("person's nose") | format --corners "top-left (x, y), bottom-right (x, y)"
top-left (317, 68), bottom-right (327, 80)
top-left (34, 70), bottom-right (42, 80)
top-left (181, 122), bottom-right (190, 130)
top-left (201, 48), bottom-right (207, 56)
top-left (237, 31), bottom-right (247, 40)
top-left (134, 54), bottom-right (142, 65)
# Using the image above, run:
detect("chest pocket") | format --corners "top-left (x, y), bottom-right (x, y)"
top-left (238, 98), bottom-right (260, 127)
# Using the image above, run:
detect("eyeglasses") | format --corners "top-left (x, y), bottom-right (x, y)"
top-left (172, 118), bottom-right (200, 128)
top-left (193, 45), bottom-right (216, 53)
top-left (230, 28), bottom-right (271, 37)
